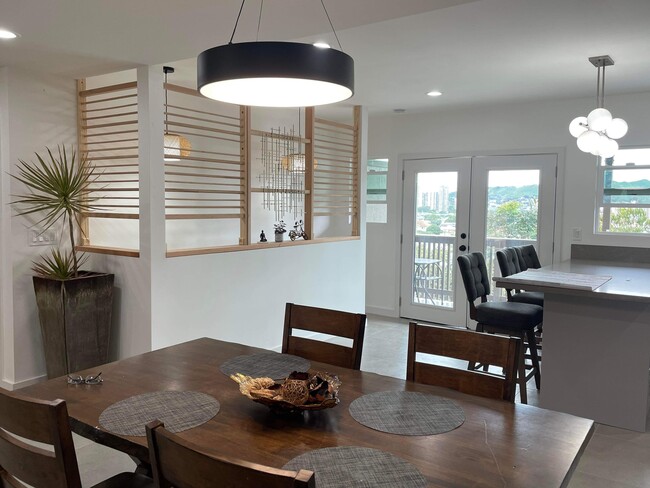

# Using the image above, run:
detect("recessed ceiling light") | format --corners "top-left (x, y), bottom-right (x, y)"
top-left (427, 90), bottom-right (442, 97)
top-left (0, 29), bottom-right (18, 39)
top-left (313, 42), bottom-right (331, 49)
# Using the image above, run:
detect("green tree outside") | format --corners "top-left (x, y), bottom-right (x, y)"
top-left (605, 208), bottom-right (650, 233)
top-left (487, 200), bottom-right (538, 240)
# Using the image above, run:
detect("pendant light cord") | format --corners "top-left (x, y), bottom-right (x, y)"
top-left (256, 0), bottom-right (264, 41)
top-left (229, 0), bottom-right (247, 44)
top-left (164, 70), bottom-right (169, 135)
top-left (320, 0), bottom-right (343, 50)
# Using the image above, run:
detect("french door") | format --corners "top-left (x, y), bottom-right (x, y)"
top-left (400, 154), bottom-right (557, 326)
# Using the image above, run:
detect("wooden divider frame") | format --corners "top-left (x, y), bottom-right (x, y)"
top-left (77, 77), bottom-right (361, 258)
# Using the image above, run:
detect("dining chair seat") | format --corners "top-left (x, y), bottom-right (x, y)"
top-left (509, 290), bottom-right (544, 307)
top-left (475, 301), bottom-right (543, 329)
top-left (93, 473), bottom-right (154, 488)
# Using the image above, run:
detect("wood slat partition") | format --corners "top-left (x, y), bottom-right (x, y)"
top-left (77, 75), bottom-right (360, 257)
top-left (163, 84), bottom-right (244, 229)
top-left (78, 78), bottom-right (139, 253)
top-left (311, 109), bottom-right (360, 237)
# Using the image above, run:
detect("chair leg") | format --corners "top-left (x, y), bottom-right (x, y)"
top-left (517, 332), bottom-right (528, 404)
top-left (525, 329), bottom-right (541, 390)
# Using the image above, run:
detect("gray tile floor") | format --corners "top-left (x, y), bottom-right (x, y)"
top-left (72, 314), bottom-right (650, 487)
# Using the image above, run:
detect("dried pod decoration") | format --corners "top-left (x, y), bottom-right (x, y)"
top-left (281, 372), bottom-right (310, 406)
top-left (231, 371), bottom-right (341, 412)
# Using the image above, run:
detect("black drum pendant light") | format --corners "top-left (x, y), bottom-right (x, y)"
top-left (197, 0), bottom-right (354, 107)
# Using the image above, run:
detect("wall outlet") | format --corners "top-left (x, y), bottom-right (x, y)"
top-left (572, 227), bottom-right (582, 241)
top-left (29, 228), bottom-right (57, 247)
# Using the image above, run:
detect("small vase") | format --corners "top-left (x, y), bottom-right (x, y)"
top-left (275, 233), bottom-right (283, 242)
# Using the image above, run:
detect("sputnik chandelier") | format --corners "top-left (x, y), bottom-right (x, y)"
top-left (569, 55), bottom-right (628, 158)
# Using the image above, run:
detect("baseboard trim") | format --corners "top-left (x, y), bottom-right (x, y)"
top-left (366, 305), bottom-right (398, 317)
top-left (1, 374), bottom-right (47, 391)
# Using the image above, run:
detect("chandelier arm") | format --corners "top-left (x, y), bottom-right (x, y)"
top-left (256, 0), bottom-right (264, 41)
top-left (229, 0), bottom-right (247, 44)
top-left (595, 64), bottom-right (601, 109)
top-left (320, 0), bottom-right (343, 50)
top-left (601, 63), bottom-right (606, 109)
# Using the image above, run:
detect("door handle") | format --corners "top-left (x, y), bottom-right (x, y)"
top-left (459, 245), bottom-right (467, 252)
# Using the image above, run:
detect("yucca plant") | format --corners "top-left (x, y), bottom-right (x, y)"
top-left (10, 146), bottom-right (98, 278)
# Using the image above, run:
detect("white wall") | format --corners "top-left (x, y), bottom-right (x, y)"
top-left (0, 65), bottom-right (367, 388)
top-left (0, 67), bottom-right (77, 387)
top-left (366, 91), bottom-right (650, 317)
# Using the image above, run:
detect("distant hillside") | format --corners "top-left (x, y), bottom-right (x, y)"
top-left (609, 179), bottom-right (650, 189)
top-left (486, 185), bottom-right (538, 204)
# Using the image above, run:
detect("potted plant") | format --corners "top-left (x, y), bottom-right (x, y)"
top-left (11, 146), bottom-right (114, 379)
top-left (274, 220), bottom-right (287, 242)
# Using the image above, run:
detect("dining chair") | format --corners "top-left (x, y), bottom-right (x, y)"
top-left (145, 420), bottom-right (315, 488)
top-left (514, 244), bottom-right (542, 270)
top-left (496, 247), bottom-right (544, 306)
top-left (283, 303), bottom-right (366, 370)
top-left (457, 252), bottom-right (542, 404)
top-left (0, 388), bottom-right (152, 488)
top-left (406, 322), bottom-right (521, 402)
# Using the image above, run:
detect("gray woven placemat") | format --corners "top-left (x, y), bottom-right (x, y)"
top-left (284, 446), bottom-right (427, 487)
top-left (99, 391), bottom-right (219, 437)
top-left (219, 352), bottom-right (310, 378)
top-left (349, 391), bottom-right (465, 435)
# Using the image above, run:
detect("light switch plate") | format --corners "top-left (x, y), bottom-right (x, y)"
top-left (572, 227), bottom-right (582, 241)
top-left (29, 228), bottom-right (56, 246)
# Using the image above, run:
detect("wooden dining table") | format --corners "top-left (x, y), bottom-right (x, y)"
top-left (22, 337), bottom-right (594, 487)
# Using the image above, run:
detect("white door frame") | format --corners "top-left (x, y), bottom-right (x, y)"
top-left (397, 148), bottom-right (564, 324)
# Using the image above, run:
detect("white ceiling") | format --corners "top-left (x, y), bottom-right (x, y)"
top-left (1, 0), bottom-right (649, 114)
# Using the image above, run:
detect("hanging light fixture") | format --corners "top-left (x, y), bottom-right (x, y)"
top-left (569, 55), bottom-right (628, 158)
top-left (197, 0), bottom-right (354, 107)
top-left (281, 108), bottom-right (318, 172)
top-left (163, 66), bottom-right (191, 162)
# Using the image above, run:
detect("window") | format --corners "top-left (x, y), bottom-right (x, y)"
top-left (597, 148), bottom-right (650, 234)
top-left (367, 158), bottom-right (388, 223)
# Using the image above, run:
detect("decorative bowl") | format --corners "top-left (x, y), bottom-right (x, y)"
top-left (231, 371), bottom-right (340, 413)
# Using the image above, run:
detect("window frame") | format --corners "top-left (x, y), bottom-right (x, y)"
top-left (596, 146), bottom-right (650, 236)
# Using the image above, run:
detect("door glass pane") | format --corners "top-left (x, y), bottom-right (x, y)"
top-left (412, 172), bottom-right (458, 308)
top-left (485, 170), bottom-right (540, 301)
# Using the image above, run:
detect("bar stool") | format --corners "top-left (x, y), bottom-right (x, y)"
top-left (514, 244), bottom-right (541, 270)
top-left (457, 252), bottom-right (542, 403)
top-left (496, 248), bottom-right (544, 307)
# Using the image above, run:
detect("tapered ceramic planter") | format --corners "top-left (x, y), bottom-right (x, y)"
top-left (33, 272), bottom-right (114, 378)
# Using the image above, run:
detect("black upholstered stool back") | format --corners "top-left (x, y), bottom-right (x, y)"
top-left (496, 248), bottom-right (522, 278)
top-left (457, 252), bottom-right (491, 302)
top-left (514, 245), bottom-right (541, 270)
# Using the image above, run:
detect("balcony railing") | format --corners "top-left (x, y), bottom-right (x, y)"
top-left (413, 234), bottom-right (535, 305)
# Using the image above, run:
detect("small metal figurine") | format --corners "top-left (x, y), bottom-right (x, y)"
top-left (260, 230), bottom-right (267, 242)
top-left (289, 220), bottom-right (308, 241)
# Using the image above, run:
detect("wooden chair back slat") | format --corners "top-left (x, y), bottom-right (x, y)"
top-left (285, 336), bottom-right (358, 370)
top-left (0, 389), bottom-right (81, 488)
top-left (0, 390), bottom-right (58, 444)
top-left (283, 303), bottom-right (366, 370)
top-left (0, 431), bottom-right (67, 488)
top-left (146, 421), bottom-right (315, 488)
top-left (407, 323), bottom-right (520, 402)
